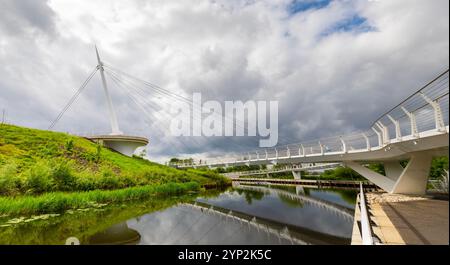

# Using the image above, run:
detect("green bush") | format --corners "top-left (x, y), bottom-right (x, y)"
top-left (0, 163), bottom-right (21, 195)
top-left (74, 172), bottom-right (98, 191)
top-left (24, 162), bottom-right (54, 194)
top-left (42, 142), bottom-right (60, 156)
top-left (118, 173), bottom-right (138, 188)
top-left (79, 152), bottom-right (97, 162)
top-left (65, 138), bottom-right (74, 154)
top-left (98, 168), bottom-right (121, 189)
top-left (430, 156), bottom-right (449, 179)
top-left (314, 167), bottom-right (365, 181)
top-left (333, 167), bottom-right (364, 180)
top-left (95, 143), bottom-right (102, 162)
top-left (366, 163), bottom-right (385, 175)
top-left (141, 170), bottom-right (158, 182)
top-left (51, 161), bottom-right (76, 191)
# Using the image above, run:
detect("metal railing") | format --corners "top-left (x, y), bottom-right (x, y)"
top-left (175, 70), bottom-right (449, 167)
top-left (222, 163), bottom-right (341, 177)
top-left (359, 182), bottom-right (374, 245)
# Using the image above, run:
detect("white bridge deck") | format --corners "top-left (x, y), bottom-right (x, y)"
top-left (176, 70), bottom-right (449, 195)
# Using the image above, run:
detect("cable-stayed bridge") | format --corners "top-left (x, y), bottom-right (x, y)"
top-left (176, 70), bottom-right (449, 195)
top-left (49, 47), bottom-right (448, 195)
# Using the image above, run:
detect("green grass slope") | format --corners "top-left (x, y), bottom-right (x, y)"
top-left (0, 124), bottom-right (229, 196)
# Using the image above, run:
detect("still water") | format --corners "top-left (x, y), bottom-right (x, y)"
top-left (0, 184), bottom-right (357, 245)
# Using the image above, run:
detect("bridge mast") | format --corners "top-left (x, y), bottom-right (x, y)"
top-left (95, 46), bottom-right (122, 135)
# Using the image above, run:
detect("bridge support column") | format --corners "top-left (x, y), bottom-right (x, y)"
top-left (390, 152), bottom-right (433, 195)
top-left (384, 161), bottom-right (404, 181)
top-left (292, 171), bottom-right (301, 180)
top-left (296, 185), bottom-right (304, 195)
top-left (345, 151), bottom-right (433, 195)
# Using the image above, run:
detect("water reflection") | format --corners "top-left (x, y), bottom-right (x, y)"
top-left (127, 204), bottom-right (311, 245)
top-left (87, 222), bottom-right (141, 245)
top-left (122, 184), bottom-right (357, 245)
top-left (195, 184), bottom-right (355, 240)
top-left (0, 193), bottom-right (204, 245)
top-left (0, 184), bottom-right (358, 245)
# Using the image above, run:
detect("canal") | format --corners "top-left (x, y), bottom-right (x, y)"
top-left (0, 183), bottom-right (358, 245)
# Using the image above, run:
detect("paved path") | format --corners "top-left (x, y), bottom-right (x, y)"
top-left (379, 199), bottom-right (449, 244)
top-left (366, 194), bottom-right (449, 245)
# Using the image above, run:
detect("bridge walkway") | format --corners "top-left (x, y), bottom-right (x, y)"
top-left (352, 192), bottom-right (449, 244)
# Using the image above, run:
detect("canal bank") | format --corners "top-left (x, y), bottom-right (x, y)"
top-left (351, 192), bottom-right (449, 245)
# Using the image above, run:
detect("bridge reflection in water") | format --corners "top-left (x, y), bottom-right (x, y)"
top-left (89, 185), bottom-right (358, 245)
top-left (87, 222), bottom-right (141, 245)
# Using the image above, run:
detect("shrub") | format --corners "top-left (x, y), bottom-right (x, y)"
top-left (51, 161), bottom-right (76, 191)
top-left (430, 156), bottom-right (449, 179)
top-left (65, 139), bottom-right (74, 154)
top-left (333, 167), bottom-right (363, 180)
top-left (42, 142), bottom-right (60, 156)
top-left (431, 170), bottom-right (449, 194)
top-left (119, 173), bottom-right (139, 188)
top-left (98, 168), bottom-right (120, 189)
top-left (317, 167), bottom-right (365, 181)
top-left (74, 172), bottom-right (98, 191)
top-left (0, 163), bottom-right (21, 195)
top-left (24, 162), bottom-right (54, 194)
top-left (95, 143), bottom-right (102, 162)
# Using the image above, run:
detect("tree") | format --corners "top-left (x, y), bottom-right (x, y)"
top-left (430, 156), bottom-right (449, 179)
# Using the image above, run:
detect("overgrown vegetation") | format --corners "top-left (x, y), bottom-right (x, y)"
top-left (429, 156), bottom-right (449, 179)
top-left (306, 167), bottom-right (366, 181)
top-left (0, 182), bottom-right (200, 215)
top-left (0, 188), bottom-right (226, 244)
top-left (214, 165), bottom-right (266, 173)
top-left (431, 170), bottom-right (449, 194)
top-left (0, 124), bottom-right (229, 211)
top-left (168, 157), bottom-right (194, 165)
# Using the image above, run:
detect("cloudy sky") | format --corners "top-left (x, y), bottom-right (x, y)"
top-left (0, 0), bottom-right (448, 162)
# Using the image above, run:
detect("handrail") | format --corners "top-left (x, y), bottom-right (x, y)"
top-left (174, 69), bottom-right (449, 168)
top-left (359, 182), bottom-right (374, 245)
top-left (370, 69), bottom-right (449, 126)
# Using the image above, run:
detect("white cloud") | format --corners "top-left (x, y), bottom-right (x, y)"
top-left (0, 0), bottom-right (448, 163)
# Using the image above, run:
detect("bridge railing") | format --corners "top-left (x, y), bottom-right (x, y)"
top-left (175, 70), bottom-right (449, 167)
top-left (359, 182), bottom-right (374, 245)
top-left (370, 69), bottom-right (449, 143)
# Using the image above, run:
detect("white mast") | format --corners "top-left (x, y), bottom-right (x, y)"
top-left (95, 46), bottom-right (122, 135)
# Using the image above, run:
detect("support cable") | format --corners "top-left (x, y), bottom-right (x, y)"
top-left (48, 66), bottom-right (98, 129)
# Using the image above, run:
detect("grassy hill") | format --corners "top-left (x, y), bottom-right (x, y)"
top-left (0, 124), bottom-right (229, 214)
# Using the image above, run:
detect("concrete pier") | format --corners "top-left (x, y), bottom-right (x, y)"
top-left (86, 134), bottom-right (149, 157)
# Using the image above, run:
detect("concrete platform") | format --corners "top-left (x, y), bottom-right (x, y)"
top-left (352, 192), bottom-right (449, 245)
top-left (86, 134), bottom-right (149, 157)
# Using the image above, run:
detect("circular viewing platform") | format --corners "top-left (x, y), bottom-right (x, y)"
top-left (85, 134), bottom-right (149, 157)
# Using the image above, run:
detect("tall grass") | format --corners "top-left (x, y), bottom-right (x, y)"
top-left (0, 124), bottom-right (230, 196)
top-left (0, 162), bottom-right (21, 195)
top-left (0, 181), bottom-right (200, 215)
top-left (0, 158), bottom-right (228, 196)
